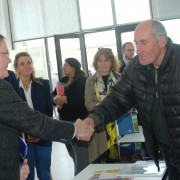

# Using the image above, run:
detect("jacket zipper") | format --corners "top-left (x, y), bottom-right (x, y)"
top-left (155, 69), bottom-right (172, 147)
top-left (155, 69), bottom-right (158, 98)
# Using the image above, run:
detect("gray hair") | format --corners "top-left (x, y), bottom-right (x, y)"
top-left (151, 20), bottom-right (167, 42)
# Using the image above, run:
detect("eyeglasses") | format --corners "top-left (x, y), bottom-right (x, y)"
top-left (126, 49), bottom-right (135, 52)
top-left (98, 47), bottom-right (112, 52)
top-left (0, 52), bottom-right (10, 58)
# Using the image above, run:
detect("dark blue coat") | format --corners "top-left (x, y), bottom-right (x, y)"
top-left (18, 78), bottom-right (53, 146)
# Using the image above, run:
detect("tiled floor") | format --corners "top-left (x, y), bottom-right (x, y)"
top-left (35, 142), bottom-right (74, 180)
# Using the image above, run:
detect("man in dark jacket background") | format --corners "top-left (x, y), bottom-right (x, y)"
top-left (82, 19), bottom-right (180, 180)
top-left (120, 42), bottom-right (135, 72)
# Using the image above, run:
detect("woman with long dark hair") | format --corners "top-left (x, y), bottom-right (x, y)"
top-left (52, 57), bottom-right (89, 175)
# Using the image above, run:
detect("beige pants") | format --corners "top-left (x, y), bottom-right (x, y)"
top-left (88, 131), bottom-right (108, 163)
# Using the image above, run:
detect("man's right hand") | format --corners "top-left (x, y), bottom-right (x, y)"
top-left (74, 118), bottom-right (94, 141)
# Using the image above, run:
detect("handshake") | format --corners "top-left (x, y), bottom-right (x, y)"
top-left (74, 118), bottom-right (95, 141)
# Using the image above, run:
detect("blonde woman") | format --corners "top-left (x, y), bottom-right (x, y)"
top-left (85, 48), bottom-right (121, 162)
top-left (14, 52), bottom-right (53, 180)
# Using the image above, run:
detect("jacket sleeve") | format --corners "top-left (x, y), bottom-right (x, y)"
top-left (85, 77), bottom-right (99, 111)
top-left (0, 79), bottom-right (74, 144)
top-left (88, 64), bottom-right (136, 127)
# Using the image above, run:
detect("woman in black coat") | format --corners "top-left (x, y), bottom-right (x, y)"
top-left (52, 57), bottom-right (89, 175)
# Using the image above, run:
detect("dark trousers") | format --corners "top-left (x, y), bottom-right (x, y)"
top-left (161, 144), bottom-right (180, 180)
top-left (65, 138), bottom-right (89, 175)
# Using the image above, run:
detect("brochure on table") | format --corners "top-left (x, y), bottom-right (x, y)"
top-left (117, 161), bottom-right (166, 177)
top-left (89, 161), bottom-right (166, 180)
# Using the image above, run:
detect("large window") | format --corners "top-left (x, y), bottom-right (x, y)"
top-left (47, 37), bottom-right (58, 89)
top-left (79, 0), bottom-right (113, 29)
top-left (9, 0), bottom-right (79, 41)
top-left (11, 39), bottom-right (48, 80)
top-left (7, 0), bottom-right (180, 93)
top-left (161, 19), bottom-right (180, 44)
top-left (121, 31), bottom-right (137, 57)
top-left (85, 30), bottom-right (117, 74)
top-left (114, 0), bottom-right (151, 24)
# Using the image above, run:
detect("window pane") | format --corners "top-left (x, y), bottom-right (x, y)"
top-left (12, 39), bottom-right (48, 79)
top-left (59, 39), bottom-right (81, 65)
top-left (9, 0), bottom-right (43, 41)
top-left (47, 37), bottom-right (58, 89)
top-left (121, 31), bottom-right (137, 56)
top-left (161, 19), bottom-right (180, 44)
top-left (151, 0), bottom-right (180, 20)
top-left (79, 0), bottom-right (113, 29)
top-left (43, 0), bottom-right (79, 36)
top-left (114, 0), bottom-right (151, 24)
top-left (9, 0), bottom-right (79, 40)
top-left (121, 31), bottom-right (134, 45)
top-left (85, 30), bottom-right (117, 74)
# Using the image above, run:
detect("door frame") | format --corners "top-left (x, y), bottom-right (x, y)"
top-left (115, 23), bottom-right (139, 61)
top-left (54, 33), bottom-right (88, 80)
